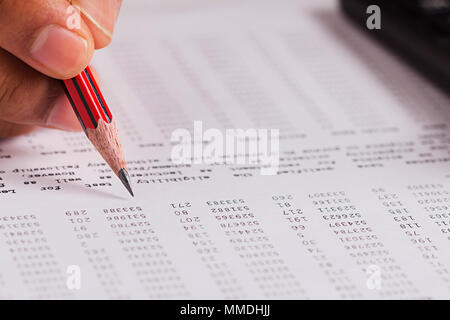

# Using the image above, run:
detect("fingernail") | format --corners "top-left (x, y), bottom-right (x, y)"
top-left (72, 0), bottom-right (122, 39)
top-left (46, 95), bottom-right (82, 132)
top-left (31, 24), bottom-right (88, 77)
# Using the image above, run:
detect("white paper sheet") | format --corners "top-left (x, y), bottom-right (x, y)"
top-left (1, 0), bottom-right (450, 299)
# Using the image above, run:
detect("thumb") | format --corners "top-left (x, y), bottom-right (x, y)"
top-left (0, 0), bottom-right (95, 79)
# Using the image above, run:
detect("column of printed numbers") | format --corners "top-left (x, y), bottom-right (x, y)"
top-left (65, 209), bottom-right (128, 299)
top-left (409, 184), bottom-right (450, 242)
top-left (372, 187), bottom-right (450, 290)
top-left (310, 191), bottom-right (418, 298)
top-left (205, 198), bottom-right (305, 298)
top-left (0, 215), bottom-right (70, 299)
top-left (103, 207), bottom-right (189, 298)
top-left (170, 202), bottom-right (244, 298)
top-left (270, 194), bottom-right (362, 298)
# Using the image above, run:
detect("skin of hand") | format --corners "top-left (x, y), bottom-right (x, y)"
top-left (0, 0), bottom-right (122, 137)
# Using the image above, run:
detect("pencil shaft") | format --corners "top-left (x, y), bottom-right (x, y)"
top-left (62, 66), bottom-right (112, 131)
top-left (61, 66), bottom-right (133, 196)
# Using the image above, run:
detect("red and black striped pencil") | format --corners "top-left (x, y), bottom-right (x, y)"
top-left (61, 66), bottom-right (134, 197)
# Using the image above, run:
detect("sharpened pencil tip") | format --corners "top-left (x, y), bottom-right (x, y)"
top-left (118, 168), bottom-right (134, 197)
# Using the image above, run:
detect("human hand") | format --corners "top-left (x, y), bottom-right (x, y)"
top-left (0, 0), bottom-right (122, 137)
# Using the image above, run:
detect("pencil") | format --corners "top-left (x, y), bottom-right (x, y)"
top-left (61, 66), bottom-right (134, 197)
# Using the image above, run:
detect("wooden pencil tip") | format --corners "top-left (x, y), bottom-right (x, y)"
top-left (118, 168), bottom-right (134, 197)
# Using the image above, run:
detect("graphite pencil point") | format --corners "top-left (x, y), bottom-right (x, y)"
top-left (118, 168), bottom-right (134, 197)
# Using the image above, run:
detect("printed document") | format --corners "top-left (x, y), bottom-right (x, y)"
top-left (1, 0), bottom-right (450, 299)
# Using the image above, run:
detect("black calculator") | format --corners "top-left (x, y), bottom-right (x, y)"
top-left (340, 0), bottom-right (450, 91)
